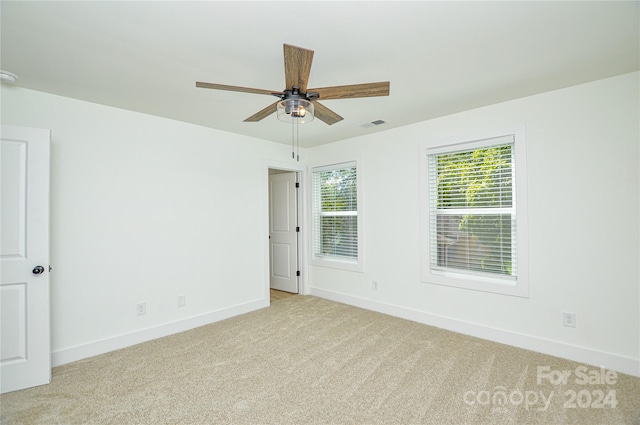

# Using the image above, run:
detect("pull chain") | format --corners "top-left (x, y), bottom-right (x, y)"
top-left (291, 119), bottom-right (295, 159)
top-left (291, 119), bottom-right (300, 161)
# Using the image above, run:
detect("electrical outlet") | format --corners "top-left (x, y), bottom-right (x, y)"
top-left (136, 302), bottom-right (146, 316)
top-left (177, 295), bottom-right (186, 308)
top-left (372, 281), bottom-right (378, 291)
top-left (563, 312), bottom-right (576, 328)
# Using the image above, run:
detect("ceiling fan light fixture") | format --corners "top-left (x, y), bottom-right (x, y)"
top-left (277, 99), bottom-right (314, 124)
top-left (0, 70), bottom-right (18, 85)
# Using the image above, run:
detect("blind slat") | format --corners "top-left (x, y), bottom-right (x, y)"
top-left (428, 142), bottom-right (517, 277)
top-left (313, 164), bottom-right (358, 260)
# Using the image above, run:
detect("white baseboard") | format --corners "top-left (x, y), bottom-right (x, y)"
top-left (52, 298), bottom-right (269, 367)
top-left (309, 287), bottom-right (640, 378)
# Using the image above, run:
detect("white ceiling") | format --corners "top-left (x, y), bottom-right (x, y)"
top-left (1, 1), bottom-right (638, 147)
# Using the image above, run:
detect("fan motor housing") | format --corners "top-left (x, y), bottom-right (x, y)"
top-left (276, 88), bottom-right (316, 123)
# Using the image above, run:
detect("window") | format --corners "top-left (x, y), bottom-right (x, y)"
top-left (421, 131), bottom-right (529, 297)
top-left (311, 161), bottom-right (363, 271)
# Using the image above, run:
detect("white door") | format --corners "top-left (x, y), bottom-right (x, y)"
top-left (1, 125), bottom-right (51, 394)
top-left (269, 171), bottom-right (298, 293)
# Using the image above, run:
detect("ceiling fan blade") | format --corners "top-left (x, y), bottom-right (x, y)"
top-left (196, 81), bottom-right (281, 96)
top-left (309, 81), bottom-right (390, 100)
top-left (244, 101), bottom-right (279, 122)
top-left (312, 101), bottom-right (343, 125)
top-left (284, 44), bottom-right (314, 92)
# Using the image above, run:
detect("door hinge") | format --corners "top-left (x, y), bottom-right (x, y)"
top-left (296, 270), bottom-right (301, 277)
top-left (295, 182), bottom-right (300, 188)
top-left (296, 226), bottom-right (300, 232)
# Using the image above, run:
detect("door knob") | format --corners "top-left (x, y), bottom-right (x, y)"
top-left (32, 265), bottom-right (45, 275)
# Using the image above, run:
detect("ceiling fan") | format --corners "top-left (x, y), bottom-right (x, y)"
top-left (196, 43), bottom-right (390, 125)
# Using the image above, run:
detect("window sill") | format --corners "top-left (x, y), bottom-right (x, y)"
top-left (310, 257), bottom-right (363, 273)
top-left (423, 269), bottom-right (528, 297)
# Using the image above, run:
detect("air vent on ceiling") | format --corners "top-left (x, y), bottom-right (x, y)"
top-left (361, 119), bottom-right (387, 128)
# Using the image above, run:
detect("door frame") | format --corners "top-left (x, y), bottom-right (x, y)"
top-left (268, 170), bottom-right (299, 293)
top-left (262, 160), bottom-right (307, 302)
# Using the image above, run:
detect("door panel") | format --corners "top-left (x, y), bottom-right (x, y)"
top-left (0, 284), bottom-right (27, 361)
top-left (1, 125), bottom-right (51, 393)
top-left (1, 140), bottom-right (26, 259)
top-left (271, 243), bottom-right (291, 278)
top-left (269, 172), bottom-right (298, 293)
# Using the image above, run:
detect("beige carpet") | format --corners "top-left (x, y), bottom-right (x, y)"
top-left (2, 296), bottom-right (639, 424)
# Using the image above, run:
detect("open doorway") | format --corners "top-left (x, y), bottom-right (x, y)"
top-left (268, 169), bottom-right (300, 302)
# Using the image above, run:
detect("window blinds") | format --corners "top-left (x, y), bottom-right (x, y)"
top-left (312, 162), bottom-right (358, 260)
top-left (428, 138), bottom-right (517, 277)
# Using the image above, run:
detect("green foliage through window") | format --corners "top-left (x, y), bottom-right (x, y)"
top-left (313, 165), bottom-right (358, 260)
top-left (430, 143), bottom-right (516, 277)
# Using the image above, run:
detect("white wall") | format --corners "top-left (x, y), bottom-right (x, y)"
top-left (307, 72), bottom-right (640, 376)
top-left (1, 87), bottom-right (303, 365)
top-left (2, 72), bottom-right (638, 376)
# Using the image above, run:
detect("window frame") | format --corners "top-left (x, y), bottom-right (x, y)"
top-left (310, 158), bottom-right (364, 272)
top-left (420, 128), bottom-right (529, 297)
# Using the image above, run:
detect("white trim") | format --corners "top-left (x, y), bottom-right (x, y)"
top-left (262, 160), bottom-right (308, 295)
top-left (426, 133), bottom-right (515, 154)
top-left (309, 288), bottom-right (640, 378)
top-left (312, 160), bottom-right (356, 174)
top-left (419, 126), bottom-right (529, 297)
top-left (52, 298), bottom-right (268, 367)
top-left (308, 155), bottom-right (364, 273)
